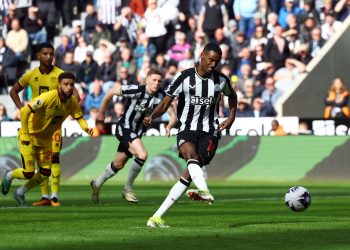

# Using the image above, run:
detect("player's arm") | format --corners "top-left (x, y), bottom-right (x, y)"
top-left (165, 105), bottom-right (177, 137)
top-left (71, 99), bottom-right (94, 136)
top-left (97, 85), bottom-right (122, 122)
top-left (19, 104), bottom-right (32, 145)
top-left (144, 95), bottom-right (174, 126)
top-left (10, 82), bottom-right (25, 109)
top-left (219, 82), bottom-right (238, 132)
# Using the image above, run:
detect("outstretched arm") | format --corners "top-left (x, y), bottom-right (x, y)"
top-left (97, 85), bottom-right (122, 121)
top-left (144, 95), bottom-right (174, 126)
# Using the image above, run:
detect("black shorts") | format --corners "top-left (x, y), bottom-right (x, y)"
top-left (177, 130), bottom-right (219, 165)
top-left (115, 124), bottom-right (141, 158)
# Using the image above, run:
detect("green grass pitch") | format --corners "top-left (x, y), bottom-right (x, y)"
top-left (1, 181), bottom-right (350, 250)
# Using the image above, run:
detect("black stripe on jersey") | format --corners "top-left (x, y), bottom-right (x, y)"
top-left (209, 71), bottom-right (221, 134)
top-left (197, 78), bottom-right (208, 131)
top-left (167, 70), bottom-right (188, 97)
top-left (27, 104), bottom-right (35, 113)
top-left (135, 95), bottom-right (152, 135)
top-left (184, 71), bottom-right (196, 130)
top-left (128, 86), bottom-right (146, 126)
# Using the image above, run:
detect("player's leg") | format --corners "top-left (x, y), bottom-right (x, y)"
top-left (122, 138), bottom-right (147, 203)
top-left (13, 146), bottom-right (52, 207)
top-left (91, 148), bottom-right (129, 204)
top-left (186, 133), bottom-right (218, 204)
top-left (147, 132), bottom-right (197, 227)
top-left (147, 176), bottom-right (190, 228)
top-left (1, 138), bottom-right (36, 195)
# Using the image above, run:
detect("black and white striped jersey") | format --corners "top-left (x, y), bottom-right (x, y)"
top-left (166, 67), bottom-right (234, 135)
top-left (118, 84), bottom-right (165, 136)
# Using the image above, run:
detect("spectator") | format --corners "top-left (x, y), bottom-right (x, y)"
top-left (257, 0), bottom-right (272, 25)
top-left (5, 18), bottom-right (28, 62)
top-left (265, 25), bottom-right (290, 70)
top-left (36, 0), bottom-right (57, 41)
top-left (321, 11), bottom-right (342, 40)
top-left (96, 0), bottom-right (122, 29)
top-left (298, 0), bottom-right (321, 24)
top-left (236, 98), bottom-right (254, 117)
top-left (197, 0), bottom-right (228, 39)
top-left (274, 57), bottom-right (306, 92)
top-left (193, 31), bottom-right (207, 63)
top-left (117, 66), bottom-right (138, 86)
top-left (77, 49), bottom-right (99, 93)
top-left (319, 0), bottom-right (334, 24)
top-left (84, 3), bottom-right (98, 36)
top-left (250, 25), bottom-right (268, 50)
top-left (96, 52), bottom-right (117, 93)
top-left (106, 101), bottom-right (124, 123)
top-left (230, 31), bottom-right (249, 59)
top-left (324, 77), bottom-right (350, 119)
top-left (58, 51), bottom-right (80, 76)
top-left (92, 22), bottom-right (112, 48)
top-left (23, 6), bottom-right (46, 46)
top-left (133, 33), bottom-right (157, 69)
top-left (168, 31), bottom-right (192, 63)
top-left (269, 119), bottom-right (288, 135)
top-left (261, 76), bottom-right (284, 106)
top-left (84, 80), bottom-right (106, 116)
top-left (0, 37), bottom-right (17, 91)
top-left (55, 35), bottom-right (74, 66)
top-left (142, 0), bottom-right (169, 54)
top-left (113, 6), bottom-right (140, 46)
top-left (178, 49), bottom-right (195, 70)
top-left (299, 16), bottom-right (318, 43)
top-left (217, 44), bottom-right (234, 71)
top-left (250, 97), bottom-right (277, 117)
top-left (71, 20), bottom-right (91, 47)
top-left (308, 27), bottom-right (326, 58)
top-left (74, 36), bottom-right (94, 64)
top-left (93, 39), bottom-right (116, 66)
top-left (278, 0), bottom-right (301, 29)
top-left (266, 12), bottom-right (279, 38)
top-left (334, 0), bottom-right (350, 22)
top-left (116, 47), bottom-right (137, 77)
top-left (129, 0), bottom-right (149, 17)
top-left (0, 103), bottom-right (10, 121)
top-left (211, 27), bottom-right (231, 47)
top-left (233, 0), bottom-right (259, 37)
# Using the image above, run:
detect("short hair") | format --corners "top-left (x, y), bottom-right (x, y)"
top-left (203, 43), bottom-right (222, 56)
top-left (58, 72), bottom-right (76, 82)
top-left (147, 68), bottom-right (163, 77)
top-left (38, 42), bottom-right (54, 52)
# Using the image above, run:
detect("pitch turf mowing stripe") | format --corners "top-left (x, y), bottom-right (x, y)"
top-left (68, 137), bottom-right (176, 181)
top-left (229, 136), bottom-right (349, 181)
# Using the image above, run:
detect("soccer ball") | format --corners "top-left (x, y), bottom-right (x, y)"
top-left (285, 186), bottom-right (311, 212)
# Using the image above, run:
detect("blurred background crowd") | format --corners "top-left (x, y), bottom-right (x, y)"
top-left (0, 0), bottom-right (349, 124)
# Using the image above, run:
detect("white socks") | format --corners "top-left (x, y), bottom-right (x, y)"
top-left (153, 179), bottom-right (188, 218)
top-left (124, 158), bottom-right (145, 192)
top-left (187, 160), bottom-right (208, 191)
top-left (95, 162), bottom-right (118, 188)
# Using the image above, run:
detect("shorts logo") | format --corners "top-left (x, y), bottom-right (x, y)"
top-left (130, 133), bottom-right (137, 139)
top-left (190, 96), bottom-right (213, 106)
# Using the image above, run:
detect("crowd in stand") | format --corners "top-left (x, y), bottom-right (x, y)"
top-left (0, 0), bottom-right (349, 122)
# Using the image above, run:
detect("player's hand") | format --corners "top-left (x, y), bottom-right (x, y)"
top-left (85, 127), bottom-right (94, 136)
top-left (143, 116), bottom-right (152, 126)
top-left (219, 117), bottom-right (235, 132)
top-left (20, 133), bottom-right (30, 145)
